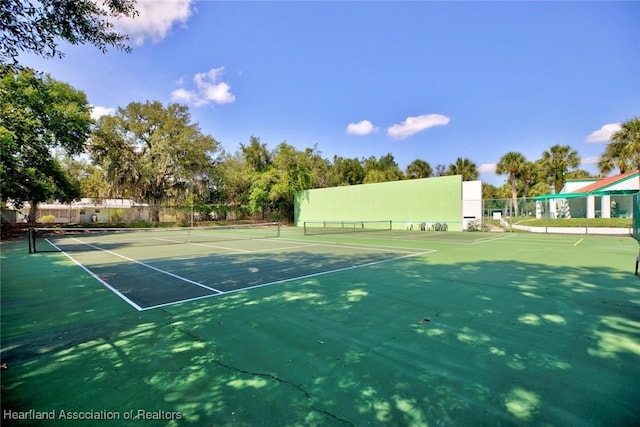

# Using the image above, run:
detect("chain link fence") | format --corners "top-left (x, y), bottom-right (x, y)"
top-left (13, 200), bottom-right (289, 225)
top-left (8, 194), bottom-right (637, 230)
top-left (483, 194), bottom-right (635, 232)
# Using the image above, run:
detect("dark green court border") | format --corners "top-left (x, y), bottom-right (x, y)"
top-left (2, 231), bottom-right (639, 426)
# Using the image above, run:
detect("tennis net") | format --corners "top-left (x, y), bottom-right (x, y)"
top-left (303, 220), bottom-right (392, 236)
top-left (28, 222), bottom-right (280, 253)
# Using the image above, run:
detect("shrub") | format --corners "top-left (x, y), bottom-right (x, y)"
top-left (41, 215), bottom-right (56, 223)
top-left (467, 218), bottom-right (482, 232)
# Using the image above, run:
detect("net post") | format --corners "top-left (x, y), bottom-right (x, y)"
top-left (32, 228), bottom-right (37, 253)
top-left (28, 227), bottom-right (33, 254)
top-left (276, 222), bottom-right (281, 237)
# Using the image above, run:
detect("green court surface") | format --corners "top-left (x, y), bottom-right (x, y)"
top-left (1, 228), bottom-right (639, 426)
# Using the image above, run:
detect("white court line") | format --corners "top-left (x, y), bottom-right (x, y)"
top-left (239, 243), bottom-right (323, 253)
top-left (574, 238), bottom-right (584, 246)
top-left (486, 235), bottom-right (584, 245)
top-left (64, 237), bottom-right (224, 294)
top-left (152, 237), bottom-right (187, 244)
top-left (159, 239), bottom-right (411, 260)
top-left (317, 242), bottom-right (421, 254)
top-left (172, 240), bottom-right (318, 255)
top-left (163, 235), bottom-right (294, 253)
top-left (149, 236), bottom-right (242, 250)
top-left (45, 239), bottom-right (144, 311)
top-left (276, 237), bottom-right (428, 253)
top-left (300, 232), bottom-right (511, 246)
top-left (141, 249), bottom-right (437, 311)
top-left (141, 291), bottom-right (231, 311)
top-left (164, 243), bottom-right (323, 259)
top-left (187, 241), bottom-right (252, 252)
top-left (469, 234), bottom-right (516, 244)
top-left (190, 238), bottom-right (339, 255)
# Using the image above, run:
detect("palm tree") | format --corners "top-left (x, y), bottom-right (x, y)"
top-left (496, 152), bottom-right (526, 217)
top-left (565, 169), bottom-right (596, 179)
top-left (447, 157), bottom-right (478, 181)
top-left (519, 161), bottom-right (537, 200)
top-left (541, 144), bottom-right (580, 194)
top-left (598, 141), bottom-right (634, 175)
top-left (608, 117), bottom-right (640, 186)
top-left (406, 159), bottom-right (433, 179)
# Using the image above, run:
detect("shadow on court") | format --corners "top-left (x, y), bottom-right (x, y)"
top-left (1, 238), bottom-right (639, 426)
top-left (59, 245), bottom-right (424, 309)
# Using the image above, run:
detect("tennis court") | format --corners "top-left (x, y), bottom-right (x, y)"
top-left (2, 225), bottom-right (639, 426)
top-left (27, 223), bottom-right (431, 310)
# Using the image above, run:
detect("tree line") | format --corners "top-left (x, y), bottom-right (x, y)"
top-left (1, 3), bottom-right (638, 223)
top-left (2, 68), bottom-right (639, 223)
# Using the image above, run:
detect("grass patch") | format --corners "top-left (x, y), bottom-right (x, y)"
top-left (513, 217), bottom-right (632, 228)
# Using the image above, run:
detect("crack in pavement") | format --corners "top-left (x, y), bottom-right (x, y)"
top-left (214, 359), bottom-right (355, 426)
top-left (164, 314), bottom-right (355, 425)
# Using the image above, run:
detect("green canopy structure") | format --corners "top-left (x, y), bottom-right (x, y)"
top-left (532, 189), bottom-right (640, 201)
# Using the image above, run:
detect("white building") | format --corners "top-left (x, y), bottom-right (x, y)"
top-left (9, 198), bottom-right (150, 223)
top-left (534, 170), bottom-right (638, 219)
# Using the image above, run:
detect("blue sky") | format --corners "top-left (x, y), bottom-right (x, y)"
top-left (19, 0), bottom-right (640, 186)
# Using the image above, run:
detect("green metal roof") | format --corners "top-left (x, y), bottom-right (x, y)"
top-left (532, 193), bottom-right (590, 200)
top-left (532, 189), bottom-right (640, 201)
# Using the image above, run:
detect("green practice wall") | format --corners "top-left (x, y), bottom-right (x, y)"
top-left (295, 175), bottom-right (463, 231)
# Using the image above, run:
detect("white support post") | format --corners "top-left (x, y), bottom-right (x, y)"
top-left (586, 195), bottom-right (596, 219)
top-left (601, 195), bottom-right (611, 219)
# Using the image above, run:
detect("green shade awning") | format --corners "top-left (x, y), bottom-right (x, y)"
top-left (532, 190), bottom-right (640, 201)
top-left (532, 193), bottom-right (590, 201)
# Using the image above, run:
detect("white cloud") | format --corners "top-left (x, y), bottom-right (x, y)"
top-left (581, 156), bottom-right (600, 165)
top-left (169, 88), bottom-right (195, 104)
top-left (479, 163), bottom-right (496, 174)
top-left (387, 114), bottom-right (450, 139)
top-left (171, 67), bottom-right (236, 107)
top-left (90, 105), bottom-right (115, 120)
top-left (586, 123), bottom-right (621, 143)
top-left (115, 0), bottom-right (194, 45)
top-left (346, 120), bottom-right (378, 135)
